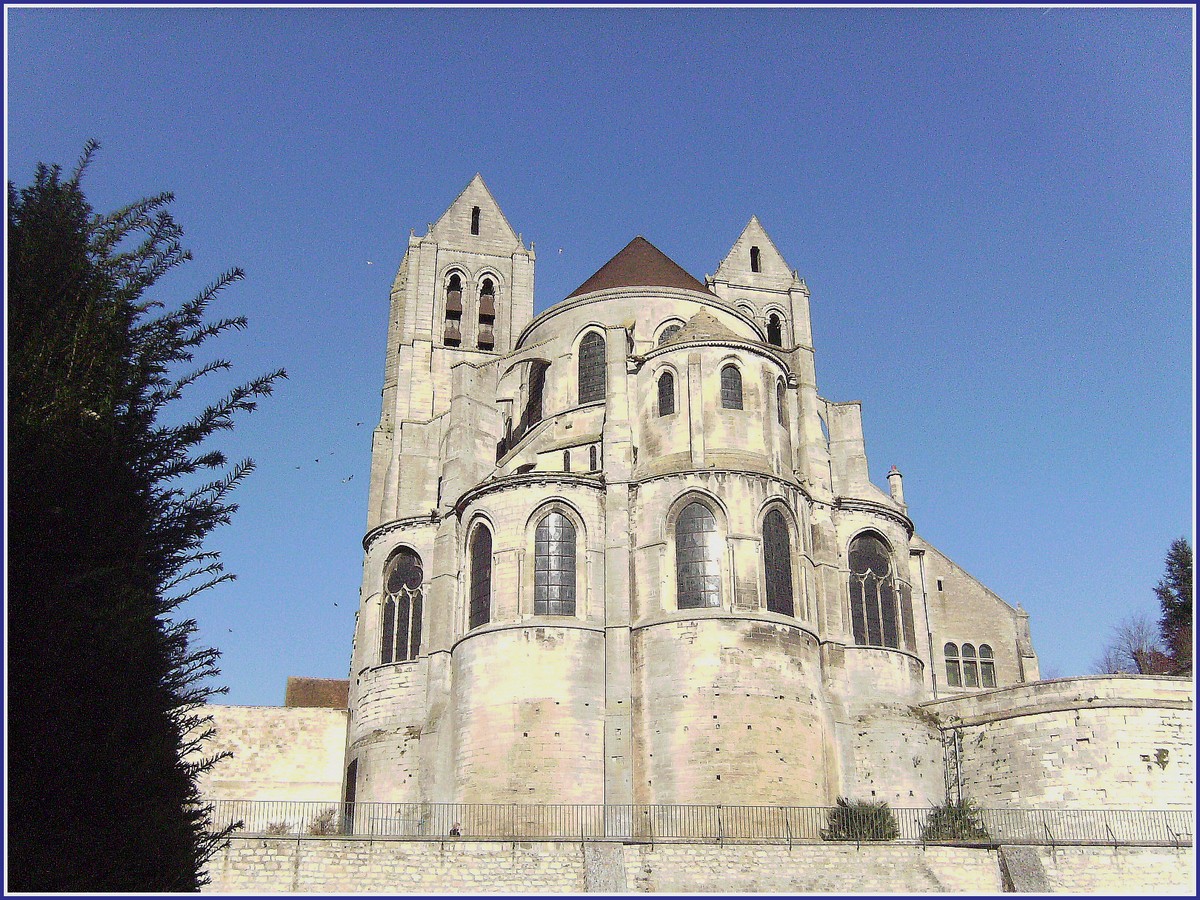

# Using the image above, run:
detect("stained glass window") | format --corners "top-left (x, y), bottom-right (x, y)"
top-left (658, 323), bottom-right (683, 345)
top-left (847, 533), bottom-right (912, 652)
top-left (720, 365), bottom-right (742, 410)
top-left (534, 511), bottom-right (576, 616)
top-left (676, 502), bottom-right (721, 609)
top-left (578, 332), bottom-right (606, 403)
top-left (658, 371), bottom-right (675, 416)
top-left (381, 548), bottom-right (423, 663)
top-left (469, 525), bottom-right (492, 630)
top-left (763, 510), bottom-right (794, 616)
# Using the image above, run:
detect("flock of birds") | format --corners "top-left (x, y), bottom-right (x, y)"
top-left (290, 420), bottom-right (367, 484)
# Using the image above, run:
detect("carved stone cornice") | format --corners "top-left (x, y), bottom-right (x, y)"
top-left (454, 471), bottom-right (605, 516)
top-left (834, 496), bottom-right (915, 537)
top-left (362, 514), bottom-right (439, 552)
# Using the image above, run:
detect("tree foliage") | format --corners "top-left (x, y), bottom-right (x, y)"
top-left (1156, 538), bottom-right (1193, 676)
top-left (1093, 612), bottom-right (1172, 676)
top-left (920, 799), bottom-right (991, 843)
top-left (7, 143), bottom-right (284, 891)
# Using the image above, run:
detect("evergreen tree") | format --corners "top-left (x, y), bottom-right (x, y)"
top-left (1156, 538), bottom-right (1193, 677)
top-left (7, 143), bottom-right (284, 891)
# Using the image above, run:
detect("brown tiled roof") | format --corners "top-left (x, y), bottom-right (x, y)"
top-left (567, 236), bottom-right (716, 298)
top-left (284, 677), bottom-right (350, 709)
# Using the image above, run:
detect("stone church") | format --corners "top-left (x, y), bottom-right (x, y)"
top-left (343, 175), bottom-right (1042, 811)
top-left (196, 176), bottom-right (1192, 893)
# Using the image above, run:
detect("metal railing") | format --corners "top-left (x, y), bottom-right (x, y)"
top-left (204, 800), bottom-right (1193, 847)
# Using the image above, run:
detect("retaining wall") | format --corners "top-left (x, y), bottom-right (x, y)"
top-left (202, 837), bottom-right (1193, 893)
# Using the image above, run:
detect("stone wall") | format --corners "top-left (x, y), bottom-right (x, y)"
top-left (926, 676), bottom-right (1194, 808)
top-left (196, 705), bottom-right (347, 802)
top-left (202, 837), bottom-right (1193, 893)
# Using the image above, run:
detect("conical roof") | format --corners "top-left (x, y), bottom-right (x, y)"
top-left (567, 236), bottom-right (715, 298)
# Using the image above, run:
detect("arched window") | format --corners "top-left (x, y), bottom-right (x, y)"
top-left (657, 323), bottom-right (683, 345)
top-left (578, 332), bottom-right (606, 404)
top-left (469, 525), bottom-right (492, 630)
top-left (762, 509), bottom-right (794, 616)
top-left (444, 274), bottom-right (463, 347)
top-left (676, 502), bottom-right (721, 609)
top-left (944, 643), bottom-right (962, 687)
top-left (767, 314), bottom-right (783, 346)
top-left (979, 644), bottom-right (996, 688)
top-left (847, 532), bottom-right (913, 651)
top-left (563, 450), bottom-right (571, 472)
top-left (381, 548), bottom-right (423, 663)
top-left (477, 277), bottom-right (496, 349)
top-left (470, 205), bottom-right (480, 235)
top-left (658, 371), bottom-right (675, 416)
top-left (720, 364), bottom-right (743, 410)
top-left (750, 246), bottom-right (761, 273)
top-left (961, 643), bottom-right (979, 688)
top-left (534, 511), bottom-right (577, 616)
top-left (776, 379), bottom-right (786, 426)
top-left (518, 361), bottom-right (547, 435)
top-left (589, 446), bottom-right (598, 470)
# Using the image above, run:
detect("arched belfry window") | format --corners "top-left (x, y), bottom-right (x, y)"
top-left (767, 314), bottom-right (783, 346)
top-left (578, 332), bottom-right (606, 404)
top-left (676, 502), bottom-right (721, 609)
top-left (847, 532), bottom-right (914, 651)
top-left (381, 548), bottom-right (423, 663)
top-left (658, 371), bottom-right (675, 416)
top-left (444, 274), bottom-right (463, 347)
top-left (776, 380), bottom-right (786, 426)
top-left (720, 364), bottom-right (743, 410)
top-left (470, 205), bottom-right (480, 235)
top-left (944, 643), bottom-right (962, 687)
top-left (477, 277), bottom-right (497, 350)
top-left (469, 525), bottom-right (492, 630)
top-left (658, 322), bottom-right (683, 345)
top-left (750, 246), bottom-right (761, 273)
top-left (762, 509), bottom-right (795, 616)
top-left (534, 511), bottom-right (577, 616)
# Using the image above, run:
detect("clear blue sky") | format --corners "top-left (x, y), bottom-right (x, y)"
top-left (7, 6), bottom-right (1193, 705)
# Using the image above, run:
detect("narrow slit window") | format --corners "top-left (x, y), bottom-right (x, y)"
top-left (470, 205), bottom-right (480, 235)
top-left (776, 380), bottom-right (786, 425)
top-left (589, 446), bottom-right (598, 470)
top-left (750, 246), bottom-right (761, 273)
top-left (563, 450), bottom-right (571, 472)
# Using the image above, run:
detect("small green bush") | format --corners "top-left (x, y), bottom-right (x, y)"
top-left (264, 822), bottom-right (293, 836)
top-left (921, 799), bottom-right (990, 842)
top-left (821, 797), bottom-right (899, 841)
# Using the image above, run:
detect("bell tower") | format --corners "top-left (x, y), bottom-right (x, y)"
top-left (367, 175), bottom-right (535, 528)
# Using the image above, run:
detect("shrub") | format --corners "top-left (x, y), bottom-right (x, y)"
top-left (821, 797), bottom-right (899, 841)
top-left (264, 822), bottom-right (293, 836)
top-left (921, 799), bottom-right (990, 842)
top-left (307, 808), bottom-right (339, 836)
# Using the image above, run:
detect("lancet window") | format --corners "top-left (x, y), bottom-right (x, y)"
top-left (381, 548), bottom-right (423, 663)
top-left (534, 511), bottom-right (577, 616)
top-left (676, 502), bottom-right (721, 609)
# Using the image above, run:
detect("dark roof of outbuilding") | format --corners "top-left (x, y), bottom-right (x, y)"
top-left (567, 236), bottom-right (716, 299)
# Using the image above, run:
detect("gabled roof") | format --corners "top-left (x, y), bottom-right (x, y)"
top-left (428, 173), bottom-right (523, 250)
top-left (567, 236), bottom-right (716, 299)
top-left (712, 216), bottom-right (793, 283)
